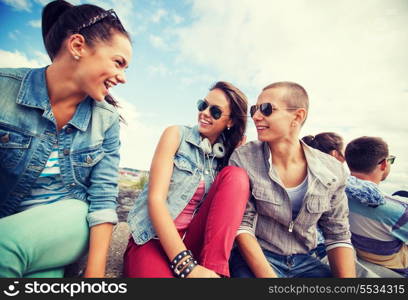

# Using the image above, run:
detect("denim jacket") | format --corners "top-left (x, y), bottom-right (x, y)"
top-left (0, 67), bottom-right (120, 227)
top-left (128, 125), bottom-right (218, 245)
top-left (229, 140), bottom-right (351, 255)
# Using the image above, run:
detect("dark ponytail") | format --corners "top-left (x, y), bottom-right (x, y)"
top-left (302, 132), bottom-right (344, 156)
top-left (41, 0), bottom-right (73, 54)
top-left (41, 0), bottom-right (130, 111)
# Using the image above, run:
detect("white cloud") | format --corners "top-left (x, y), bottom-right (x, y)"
top-left (151, 8), bottom-right (167, 23)
top-left (174, 0), bottom-right (408, 191)
top-left (173, 14), bottom-right (184, 24)
top-left (0, 49), bottom-right (50, 68)
top-left (1, 0), bottom-right (31, 11)
top-left (28, 19), bottom-right (41, 28)
top-left (149, 34), bottom-right (168, 49)
top-left (116, 96), bottom-right (163, 170)
top-left (34, 0), bottom-right (54, 5)
top-left (148, 64), bottom-right (170, 77)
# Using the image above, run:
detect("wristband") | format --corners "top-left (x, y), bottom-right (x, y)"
top-left (170, 250), bottom-right (193, 271)
top-left (179, 259), bottom-right (198, 278)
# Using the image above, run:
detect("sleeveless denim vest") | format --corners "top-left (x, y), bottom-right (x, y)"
top-left (127, 125), bottom-right (220, 245)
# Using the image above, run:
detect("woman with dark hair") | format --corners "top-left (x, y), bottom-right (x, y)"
top-left (0, 0), bottom-right (132, 277)
top-left (124, 81), bottom-right (249, 278)
top-left (302, 132), bottom-right (345, 162)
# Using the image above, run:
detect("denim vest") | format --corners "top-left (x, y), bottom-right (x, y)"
top-left (0, 67), bottom-right (120, 227)
top-left (127, 125), bottom-right (219, 245)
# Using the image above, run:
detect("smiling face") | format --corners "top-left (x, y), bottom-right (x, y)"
top-left (75, 32), bottom-right (132, 101)
top-left (197, 88), bottom-right (233, 143)
top-left (253, 87), bottom-right (302, 143)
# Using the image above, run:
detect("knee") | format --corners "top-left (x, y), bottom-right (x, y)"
top-left (0, 240), bottom-right (23, 277)
top-left (218, 166), bottom-right (249, 189)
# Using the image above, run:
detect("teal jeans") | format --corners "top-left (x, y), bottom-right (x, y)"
top-left (0, 199), bottom-right (89, 278)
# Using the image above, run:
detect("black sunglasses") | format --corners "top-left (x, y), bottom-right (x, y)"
top-left (378, 155), bottom-right (396, 165)
top-left (76, 9), bottom-right (125, 33)
top-left (250, 103), bottom-right (302, 118)
top-left (197, 99), bottom-right (229, 120)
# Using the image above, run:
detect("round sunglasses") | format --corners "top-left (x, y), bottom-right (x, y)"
top-left (250, 103), bottom-right (302, 118)
top-left (197, 99), bottom-right (229, 120)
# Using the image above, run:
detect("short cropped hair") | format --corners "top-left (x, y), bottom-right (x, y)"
top-left (345, 136), bottom-right (389, 173)
top-left (263, 81), bottom-right (309, 124)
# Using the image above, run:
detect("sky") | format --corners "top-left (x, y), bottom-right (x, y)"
top-left (0, 0), bottom-right (407, 194)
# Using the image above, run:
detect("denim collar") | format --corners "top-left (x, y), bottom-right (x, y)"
top-left (262, 140), bottom-right (340, 189)
top-left (185, 125), bottom-right (202, 147)
top-left (16, 67), bottom-right (93, 132)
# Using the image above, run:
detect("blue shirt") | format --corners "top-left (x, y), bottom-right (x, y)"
top-left (0, 67), bottom-right (121, 227)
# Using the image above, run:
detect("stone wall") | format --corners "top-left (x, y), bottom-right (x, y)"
top-left (64, 187), bottom-right (140, 278)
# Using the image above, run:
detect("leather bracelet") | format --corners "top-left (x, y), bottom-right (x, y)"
top-left (179, 259), bottom-right (198, 278)
top-left (177, 256), bottom-right (195, 271)
top-left (170, 250), bottom-right (193, 271)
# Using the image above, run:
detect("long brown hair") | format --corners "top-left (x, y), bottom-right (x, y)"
top-left (210, 81), bottom-right (248, 169)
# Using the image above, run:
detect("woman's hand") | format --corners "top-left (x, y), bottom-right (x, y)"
top-left (186, 265), bottom-right (220, 278)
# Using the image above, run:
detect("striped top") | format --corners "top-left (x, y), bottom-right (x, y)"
top-left (19, 144), bottom-right (70, 211)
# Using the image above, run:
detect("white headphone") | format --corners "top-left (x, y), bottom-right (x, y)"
top-left (198, 138), bottom-right (225, 158)
top-left (198, 138), bottom-right (225, 181)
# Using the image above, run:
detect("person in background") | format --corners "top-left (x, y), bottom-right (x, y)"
top-left (345, 136), bottom-right (407, 277)
top-left (0, 0), bottom-right (132, 277)
top-left (124, 81), bottom-right (249, 278)
top-left (302, 132), bottom-right (345, 163)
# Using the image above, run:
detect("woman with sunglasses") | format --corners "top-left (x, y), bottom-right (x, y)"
top-left (124, 82), bottom-right (249, 278)
top-left (0, 0), bottom-right (131, 277)
top-left (228, 82), bottom-right (356, 278)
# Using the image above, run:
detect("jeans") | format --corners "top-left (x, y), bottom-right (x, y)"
top-left (230, 247), bottom-right (332, 278)
top-left (0, 199), bottom-right (89, 278)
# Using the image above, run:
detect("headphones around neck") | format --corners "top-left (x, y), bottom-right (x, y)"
top-left (199, 138), bottom-right (225, 158)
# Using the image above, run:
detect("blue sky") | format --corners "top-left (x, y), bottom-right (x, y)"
top-left (1, 0), bottom-right (407, 195)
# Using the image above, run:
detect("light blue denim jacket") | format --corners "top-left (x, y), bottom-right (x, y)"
top-left (0, 67), bottom-right (120, 227)
top-left (127, 125), bottom-right (219, 245)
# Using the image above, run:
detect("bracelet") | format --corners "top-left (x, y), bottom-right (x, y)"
top-left (176, 256), bottom-right (194, 271)
top-left (170, 250), bottom-right (193, 271)
top-left (179, 259), bottom-right (198, 278)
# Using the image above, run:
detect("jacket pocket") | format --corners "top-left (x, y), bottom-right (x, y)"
top-left (253, 186), bottom-right (282, 220)
top-left (299, 194), bottom-right (331, 227)
top-left (173, 154), bottom-right (194, 175)
top-left (306, 194), bottom-right (331, 213)
top-left (71, 146), bottom-right (105, 186)
top-left (0, 127), bottom-right (32, 169)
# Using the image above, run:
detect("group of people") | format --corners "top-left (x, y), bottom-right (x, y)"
top-left (0, 0), bottom-right (406, 279)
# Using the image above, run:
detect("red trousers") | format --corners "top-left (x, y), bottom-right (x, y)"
top-left (123, 166), bottom-right (250, 278)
